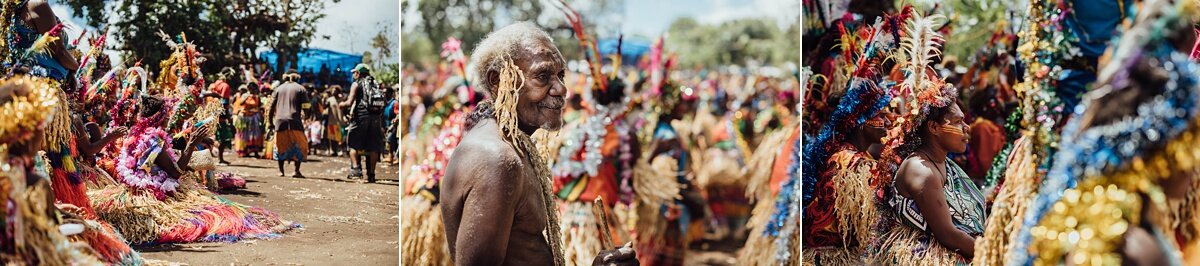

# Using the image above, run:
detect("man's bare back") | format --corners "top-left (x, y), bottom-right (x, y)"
top-left (441, 119), bottom-right (554, 265)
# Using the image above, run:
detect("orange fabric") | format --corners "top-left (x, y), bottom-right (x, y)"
top-left (601, 124), bottom-right (619, 155)
top-left (967, 118), bottom-right (1005, 179)
top-left (770, 126), bottom-right (802, 196)
top-left (578, 163), bottom-right (619, 206)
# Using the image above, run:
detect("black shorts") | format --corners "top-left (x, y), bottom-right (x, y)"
top-left (346, 116), bottom-right (384, 152)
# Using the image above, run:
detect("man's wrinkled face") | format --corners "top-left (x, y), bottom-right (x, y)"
top-left (513, 39), bottom-right (567, 131)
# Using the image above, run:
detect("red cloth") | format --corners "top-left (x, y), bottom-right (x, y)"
top-left (211, 80), bottom-right (232, 99)
top-left (966, 118), bottom-right (1005, 179)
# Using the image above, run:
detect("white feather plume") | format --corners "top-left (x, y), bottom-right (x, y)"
top-left (899, 13), bottom-right (945, 99)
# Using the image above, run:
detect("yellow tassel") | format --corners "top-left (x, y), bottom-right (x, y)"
top-left (24, 34), bottom-right (58, 57)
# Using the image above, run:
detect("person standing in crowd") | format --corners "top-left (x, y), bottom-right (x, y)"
top-left (383, 84), bottom-right (400, 164)
top-left (340, 64), bottom-right (386, 183)
top-left (965, 87), bottom-right (1006, 184)
top-left (268, 71), bottom-right (311, 178)
top-left (233, 83), bottom-right (266, 158)
top-left (207, 71), bottom-right (235, 165)
top-left (325, 85), bottom-right (346, 156)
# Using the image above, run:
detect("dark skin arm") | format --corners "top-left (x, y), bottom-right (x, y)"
top-left (453, 155), bottom-right (523, 264)
top-left (339, 82), bottom-right (359, 108)
top-left (26, 0), bottom-right (78, 71)
top-left (76, 123), bottom-right (126, 157)
top-left (154, 133), bottom-right (212, 179)
top-left (897, 158), bottom-right (976, 259)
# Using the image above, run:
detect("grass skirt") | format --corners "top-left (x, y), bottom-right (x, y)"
top-left (1, 174), bottom-right (103, 264)
top-left (738, 196), bottom-right (778, 266)
top-left (802, 247), bottom-right (864, 266)
top-left (399, 196), bottom-right (450, 266)
top-left (974, 137), bottom-right (1036, 266)
top-left (871, 224), bottom-right (966, 266)
top-left (88, 176), bottom-right (300, 245)
top-left (558, 201), bottom-right (632, 266)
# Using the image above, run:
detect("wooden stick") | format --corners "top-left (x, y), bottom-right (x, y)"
top-left (592, 196), bottom-right (615, 250)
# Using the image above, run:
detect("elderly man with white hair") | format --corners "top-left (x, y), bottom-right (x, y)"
top-left (440, 22), bottom-right (639, 265)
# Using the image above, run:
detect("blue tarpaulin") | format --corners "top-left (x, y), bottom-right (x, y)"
top-left (259, 48), bottom-right (362, 81)
top-left (596, 38), bottom-right (650, 65)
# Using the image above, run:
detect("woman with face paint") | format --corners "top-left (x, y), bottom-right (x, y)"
top-left (871, 12), bottom-right (987, 265)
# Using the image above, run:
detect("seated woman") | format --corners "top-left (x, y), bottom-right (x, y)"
top-left (90, 95), bottom-right (299, 245)
top-left (876, 101), bottom-right (986, 265)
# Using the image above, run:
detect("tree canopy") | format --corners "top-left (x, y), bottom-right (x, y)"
top-left (61, 0), bottom-right (336, 78)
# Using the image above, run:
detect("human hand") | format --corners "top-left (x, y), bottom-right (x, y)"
top-left (109, 127), bottom-right (128, 138)
top-left (591, 242), bottom-right (638, 266)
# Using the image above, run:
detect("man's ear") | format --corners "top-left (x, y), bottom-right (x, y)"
top-left (487, 70), bottom-right (500, 92)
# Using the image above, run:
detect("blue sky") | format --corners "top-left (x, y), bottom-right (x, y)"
top-left (621, 0), bottom-right (798, 37)
top-left (51, 0), bottom-right (400, 64)
top-left (402, 0), bottom-right (799, 39)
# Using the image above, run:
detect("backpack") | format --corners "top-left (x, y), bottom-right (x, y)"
top-left (358, 77), bottom-right (387, 115)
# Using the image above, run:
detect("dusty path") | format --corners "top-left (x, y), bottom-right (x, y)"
top-left (137, 153), bottom-right (400, 265)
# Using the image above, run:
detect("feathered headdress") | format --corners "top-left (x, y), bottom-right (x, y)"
top-left (793, 15), bottom-right (899, 232)
top-left (875, 12), bottom-right (956, 186)
top-left (553, 0), bottom-right (607, 91)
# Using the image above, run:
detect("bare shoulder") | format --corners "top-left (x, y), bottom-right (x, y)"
top-left (897, 156), bottom-right (939, 196)
top-left (443, 121), bottom-right (523, 190)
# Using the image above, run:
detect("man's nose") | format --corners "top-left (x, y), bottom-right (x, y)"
top-left (549, 77), bottom-right (567, 96)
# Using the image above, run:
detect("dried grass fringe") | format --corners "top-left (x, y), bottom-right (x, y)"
top-left (738, 197), bottom-right (777, 266)
top-left (802, 247), bottom-right (864, 266)
top-left (745, 127), bottom-right (791, 200)
top-left (830, 151), bottom-right (879, 250)
top-left (88, 177), bottom-right (297, 244)
top-left (399, 196), bottom-right (451, 266)
top-left (3, 174), bottom-right (103, 265)
top-left (493, 56), bottom-right (567, 266)
top-left (974, 137), bottom-right (1034, 266)
top-left (560, 201), bottom-right (607, 266)
top-left (872, 225), bottom-right (963, 266)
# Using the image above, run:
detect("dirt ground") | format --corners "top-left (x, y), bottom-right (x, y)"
top-left (137, 153), bottom-right (400, 265)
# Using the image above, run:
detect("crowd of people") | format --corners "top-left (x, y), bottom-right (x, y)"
top-left (798, 0), bottom-right (1200, 265)
top-left (205, 63), bottom-right (402, 182)
top-left (0, 0), bottom-right (398, 264)
top-left (398, 18), bottom-right (800, 265)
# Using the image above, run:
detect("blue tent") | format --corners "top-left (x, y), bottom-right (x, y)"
top-left (259, 48), bottom-right (362, 82)
top-left (596, 38), bottom-right (650, 65)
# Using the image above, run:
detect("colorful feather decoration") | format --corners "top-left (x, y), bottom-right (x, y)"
top-left (554, 0), bottom-right (607, 91)
top-left (875, 11), bottom-right (956, 188)
top-left (898, 13), bottom-right (944, 103)
top-left (23, 23), bottom-right (63, 59)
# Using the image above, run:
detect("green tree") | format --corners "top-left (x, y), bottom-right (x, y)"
top-left (61, 0), bottom-right (334, 76)
top-left (664, 17), bottom-right (795, 68)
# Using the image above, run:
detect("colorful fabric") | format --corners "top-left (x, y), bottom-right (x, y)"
top-left (90, 178), bottom-right (300, 245)
top-left (888, 159), bottom-right (986, 235)
top-left (273, 129), bottom-right (308, 162)
top-left (114, 127), bottom-right (180, 199)
top-left (325, 122), bottom-right (344, 143)
top-left (233, 112), bottom-right (264, 156)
